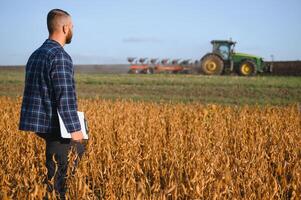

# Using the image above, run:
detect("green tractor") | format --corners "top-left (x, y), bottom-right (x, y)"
top-left (200, 40), bottom-right (267, 76)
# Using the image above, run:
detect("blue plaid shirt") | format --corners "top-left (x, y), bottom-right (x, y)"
top-left (19, 39), bottom-right (81, 133)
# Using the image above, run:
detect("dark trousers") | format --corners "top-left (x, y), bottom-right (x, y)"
top-left (36, 131), bottom-right (85, 199)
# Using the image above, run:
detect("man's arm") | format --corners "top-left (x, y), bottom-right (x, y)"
top-left (51, 51), bottom-right (83, 141)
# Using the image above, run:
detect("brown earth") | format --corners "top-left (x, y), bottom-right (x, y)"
top-left (266, 61), bottom-right (301, 76)
top-left (0, 61), bottom-right (300, 75)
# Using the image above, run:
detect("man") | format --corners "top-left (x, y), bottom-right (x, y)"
top-left (19, 9), bottom-right (85, 199)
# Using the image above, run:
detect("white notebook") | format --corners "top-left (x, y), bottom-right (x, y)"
top-left (57, 111), bottom-right (89, 139)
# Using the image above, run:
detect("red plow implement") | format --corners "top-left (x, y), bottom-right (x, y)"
top-left (128, 57), bottom-right (194, 74)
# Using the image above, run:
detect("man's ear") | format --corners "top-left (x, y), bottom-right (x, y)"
top-left (62, 25), bottom-right (68, 34)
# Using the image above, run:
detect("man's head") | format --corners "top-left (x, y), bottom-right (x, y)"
top-left (47, 9), bottom-right (73, 44)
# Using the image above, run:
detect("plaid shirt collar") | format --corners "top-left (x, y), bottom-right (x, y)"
top-left (45, 38), bottom-right (63, 47)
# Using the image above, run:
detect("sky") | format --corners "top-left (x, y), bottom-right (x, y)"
top-left (0, 0), bottom-right (300, 65)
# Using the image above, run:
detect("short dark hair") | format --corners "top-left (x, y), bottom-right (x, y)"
top-left (47, 9), bottom-right (70, 34)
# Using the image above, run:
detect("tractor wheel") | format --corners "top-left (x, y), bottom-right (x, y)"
top-left (238, 60), bottom-right (257, 76)
top-left (201, 54), bottom-right (224, 75)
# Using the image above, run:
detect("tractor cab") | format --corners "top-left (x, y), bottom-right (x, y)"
top-left (211, 40), bottom-right (236, 60)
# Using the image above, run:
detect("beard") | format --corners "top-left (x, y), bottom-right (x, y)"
top-left (66, 28), bottom-right (73, 44)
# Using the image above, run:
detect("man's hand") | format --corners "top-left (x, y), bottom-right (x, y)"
top-left (71, 130), bottom-right (84, 142)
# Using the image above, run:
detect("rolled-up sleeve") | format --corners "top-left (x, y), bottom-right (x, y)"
top-left (51, 51), bottom-right (81, 133)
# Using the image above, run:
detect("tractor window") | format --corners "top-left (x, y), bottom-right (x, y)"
top-left (218, 45), bottom-right (230, 60)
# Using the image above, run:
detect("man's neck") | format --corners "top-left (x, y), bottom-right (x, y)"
top-left (49, 34), bottom-right (65, 47)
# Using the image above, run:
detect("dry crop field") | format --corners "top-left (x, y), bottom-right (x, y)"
top-left (0, 97), bottom-right (300, 199)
